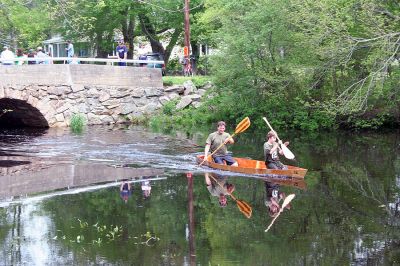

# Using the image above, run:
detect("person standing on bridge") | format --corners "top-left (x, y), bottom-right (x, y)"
top-left (116, 39), bottom-right (128, 66)
top-left (1, 46), bottom-right (15, 66)
top-left (65, 40), bottom-right (74, 64)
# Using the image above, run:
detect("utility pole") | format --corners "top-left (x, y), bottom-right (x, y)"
top-left (184, 0), bottom-right (190, 64)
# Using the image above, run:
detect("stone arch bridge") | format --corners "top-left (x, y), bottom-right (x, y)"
top-left (0, 65), bottom-right (178, 128)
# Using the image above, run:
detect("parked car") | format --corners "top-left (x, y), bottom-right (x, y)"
top-left (139, 53), bottom-right (166, 76)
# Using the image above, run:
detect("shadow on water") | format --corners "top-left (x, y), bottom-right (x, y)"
top-left (0, 127), bottom-right (48, 168)
top-left (0, 163), bottom-right (164, 203)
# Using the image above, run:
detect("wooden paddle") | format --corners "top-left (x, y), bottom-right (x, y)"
top-left (265, 194), bottom-right (295, 232)
top-left (200, 117), bottom-right (251, 166)
top-left (208, 173), bottom-right (252, 218)
top-left (262, 117), bottom-right (295, 160)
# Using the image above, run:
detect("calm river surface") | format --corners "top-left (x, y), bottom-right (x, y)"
top-left (0, 125), bottom-right (399, 265)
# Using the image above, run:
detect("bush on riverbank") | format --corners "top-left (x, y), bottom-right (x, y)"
top-left (151, 74), bottom-right (398, 132)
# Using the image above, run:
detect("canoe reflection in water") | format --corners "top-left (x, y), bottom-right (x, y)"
top-left (205, 172), bottom-right (235, 207)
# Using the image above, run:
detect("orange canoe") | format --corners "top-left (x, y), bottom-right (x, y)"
top-left (197, 155), bottom-right (307, 179)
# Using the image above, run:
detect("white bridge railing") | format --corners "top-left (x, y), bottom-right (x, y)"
top-left (0, 57), bottom-right (164, 66)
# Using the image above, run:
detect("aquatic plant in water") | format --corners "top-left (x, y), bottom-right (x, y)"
top-left (52, 218), bottom-right (160, 248)
top-left (70, 113), bottom-right (85, 133)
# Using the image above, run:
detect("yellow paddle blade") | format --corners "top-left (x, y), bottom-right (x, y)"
top-left (234, 117), bottom-right (251, 134)
top-left (236, 199), bottom-right (252, 219)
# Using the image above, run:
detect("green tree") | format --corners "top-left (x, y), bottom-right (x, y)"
top-left (0, 0), bottom-right (52, 49)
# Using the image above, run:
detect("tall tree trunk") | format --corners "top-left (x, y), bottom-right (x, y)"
top-left (191, 42), bottom-right (200, 74)
top-left (95, 33), bottom-right (109, 58)
top-left (121, 13), bottom-right (135, 59)
top-left (139, 14), bottom-right (165, 55)
top-left (164, 28), bottom-right (182, 65)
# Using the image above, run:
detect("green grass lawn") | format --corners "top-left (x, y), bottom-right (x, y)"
top-left (162, 76), bottom-right (212, 87)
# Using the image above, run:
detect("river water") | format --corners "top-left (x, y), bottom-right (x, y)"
top-left (0, 125), bottom-right (399, 265)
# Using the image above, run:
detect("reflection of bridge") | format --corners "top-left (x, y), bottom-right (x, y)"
top-left (0, 163), bottom-right (164, 198)
top-left (0, 64), bottom-right (163, 127)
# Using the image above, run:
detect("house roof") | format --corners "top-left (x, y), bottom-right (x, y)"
top-left (43, 36), bottom-right (65, 44)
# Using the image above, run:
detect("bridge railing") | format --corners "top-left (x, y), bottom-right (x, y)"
top-left (0, 57), bottom-right (164, 67)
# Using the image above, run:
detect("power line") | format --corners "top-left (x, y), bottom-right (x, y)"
top-left (136, 0), bottom-right (203, 13)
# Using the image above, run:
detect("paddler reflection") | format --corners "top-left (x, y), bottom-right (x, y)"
top-left (205, 172), bottom-right (235, 207)
top-left (205, 172), bottom-right (252, 218)
top-left (265, 181), bottom-right (291, 217)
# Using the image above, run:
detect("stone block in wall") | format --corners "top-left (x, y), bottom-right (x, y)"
top-left (168, 93), bottom-right (180, 100)
top-left (110, 88), bottom-right (131, 98)
top-left (9, 89), bottom-right (22, 100)
top-left (144, 87), bottom-right (164, 97)
top-left (183, 80), bottom-right (197, 96)
top-left (139, 102), bottom-right (160, 113)
top-left (77, 103), bottom-right (90, 113)
top-left (87, 98), bottom-right (100, 107)
top-left (55, 113), bottom-right (65, 122)
top-left (48, 86), bottom-right (71, 96)
top-left (20, 90), bottom-right (29, 101)
top-left (72, 84), bottom-right (85, 92)
top-left (131, 88), bottom-right (145, 98)
top-left (99, 92), bottom-right (111, 102)
top-left (67, 94), bottom-right (80, 100)
top-left (176, 95), bottom-right (192, 110)
top-left (202, 81), bottom-right (214, 90)
top-left (27, 95), bottom-right (39, 107)
top-left (197, 89), bottom-right (206, 96)
top-left (191, 102), bottom-right (202, 109)
top-left (120, 103), bottom-right (138, 115)
top-left (86, 87), bottom-right (100, 97)
top-left (133, 97), bottom-right (148, 107)
top-left (190, 94), bottom-right (201, 101)
top-left (164, 85), bottom-right (184, 94)
top-left (102, 99), bottom-right (119, 107)
top-left (105, 104), bottom-right (119, 110)
top-left (87, 113), bottom-right (103, 124)
top-left (159, 96), bottom-right (170, 105)
top-left (100, 115), bottom-right (115, 124)
top-left (56, 103), bottom-right (71, 114)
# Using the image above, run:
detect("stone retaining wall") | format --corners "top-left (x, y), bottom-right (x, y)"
top-left (0, 65), bottom-right (213, 127)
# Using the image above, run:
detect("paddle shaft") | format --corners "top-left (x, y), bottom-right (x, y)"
top-left (263, 117), bottom-right (283, 143)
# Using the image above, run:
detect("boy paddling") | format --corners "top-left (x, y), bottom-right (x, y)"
top-left (264, 130), bottom-right (289, 170)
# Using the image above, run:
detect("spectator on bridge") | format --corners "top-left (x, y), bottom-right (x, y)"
top-left (27, 49), bottom-right (36, 65)
top-left (15, 48), bottom-right (27, 65)
top-left (139, 54), bottom-right (146, 67)
top-left (36, 47), bottom-right (48, 64)
top-left (65, 40), bottom-right (74, 64)
top-left (1, 46), bottom-right (15, 66)
top-left (116, 39), bottom-right (128, 66)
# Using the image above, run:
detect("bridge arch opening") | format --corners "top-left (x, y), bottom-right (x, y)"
top-left (0, 98), bottom-right (49, 128)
